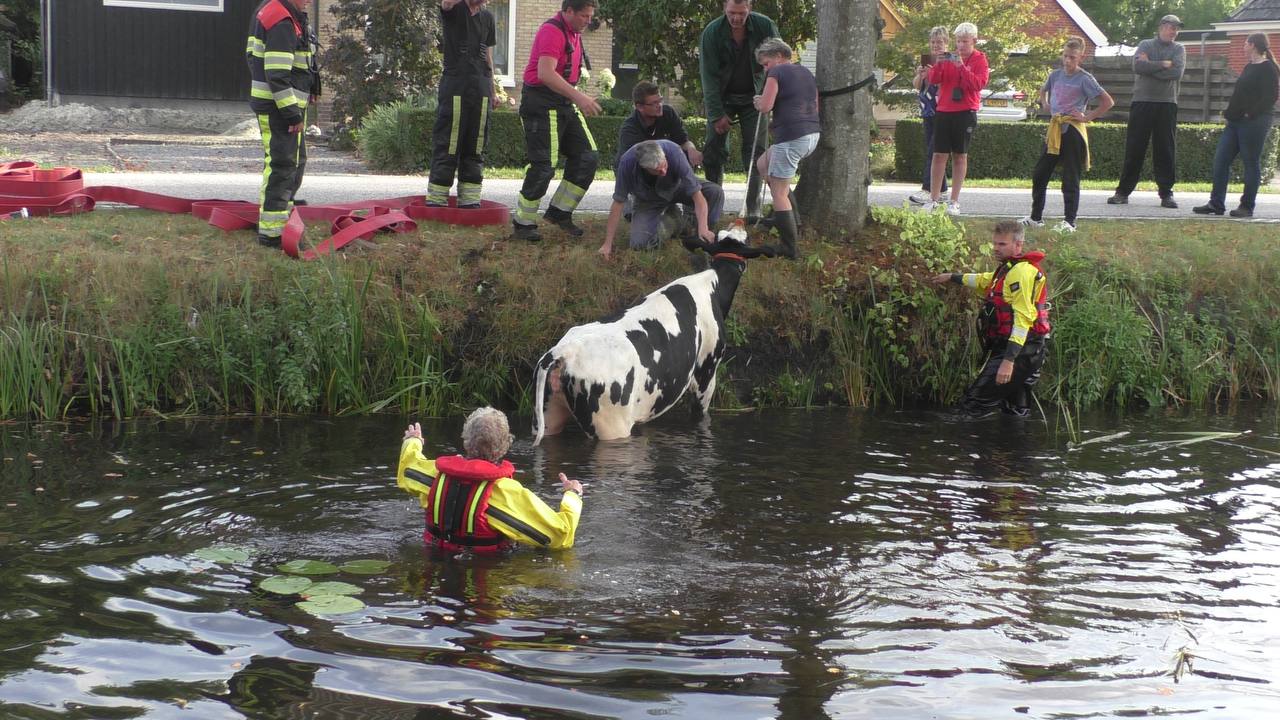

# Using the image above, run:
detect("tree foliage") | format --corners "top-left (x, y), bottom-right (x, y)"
top-left (1074, 1), bottom-right (1238, 47)
top-left (320, 0), bottom-right (443, 124)
top-left (0, 0), bottom-right (42, 97)
top-left (877, 0), bottom-right (1063, 108)
top-left (597, 0), bottom-right (816, 114)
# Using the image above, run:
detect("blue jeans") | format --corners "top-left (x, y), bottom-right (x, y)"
top-left (1210, 114), bottom-right (1274, 211)
top-left (921, 115), bottom-right (948, 192)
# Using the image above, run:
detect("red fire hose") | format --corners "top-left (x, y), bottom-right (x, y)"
top-left (0, 160), bottom-right (510, 259)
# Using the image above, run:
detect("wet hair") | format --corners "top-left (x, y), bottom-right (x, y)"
top-left (993, 219), bottom-right (1025, 242)
top-left (725, 0), bottom-right (751, 6)
top-left (461, 407), bottom-right (513, 463)
top-left (929, 26), bottom-right (949, 42)
top-left (953, 22), bottom-right (978, 40)
top-left (756, 37), bottom-right (793, 62)
top-left (1064, 35), bottom-right (1085, 54)
top-left (1247, 33), bottom-right (1280, 73)
top-left (561, 0), bottom-right (596, 12)
top-left (632, 80), bottom-right (660, 106)
top-left (634, 140), bottom-right (665, 171)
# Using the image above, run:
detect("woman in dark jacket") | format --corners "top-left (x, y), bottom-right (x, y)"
top-left (1194, 33), bottom-right (1280, 218)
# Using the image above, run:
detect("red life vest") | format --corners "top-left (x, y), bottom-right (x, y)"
top-left (423, 455), bottom-right (515, 553)
top-left (981, 252), bottom-right (1051, 346)
top-left (258, 0), bottom-right (302, 38)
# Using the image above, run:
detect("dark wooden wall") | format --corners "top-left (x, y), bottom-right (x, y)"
top-left (50, 0), bottom-right (258, 101)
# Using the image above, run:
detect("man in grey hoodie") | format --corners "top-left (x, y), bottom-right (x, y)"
top-left (1108, 14), bottom-right (1186, 209)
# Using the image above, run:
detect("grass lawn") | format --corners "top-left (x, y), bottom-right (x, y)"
top-left (2, 206), bottom-right (1276, 419)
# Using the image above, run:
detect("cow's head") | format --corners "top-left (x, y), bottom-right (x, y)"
top-left (681, 226), bottom-right (778, 261)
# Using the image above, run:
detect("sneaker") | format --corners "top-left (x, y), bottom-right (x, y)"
top-left (945, 201), bottom-right (961, 216)
top-left (512, 223), bottom-right (542, 242)
top-left (1052, 220), bottom-right (1077, 233)
top-left (1229, 206), bottom-right (1253, 218)
top-left (256, 233), bottom-right (281, 248)
top-left (917, 200), bottom-right (940, 212)
top-left (1192, 203), bottom-right (1225, 216)
top-left (908, 190), bottom-right (931, 205)
top-left (1160, 195), bottom-right (1178, 209)
top-left (1018, 216), bottom-right (1044, 228)
top-left (544, 208), bottom-right (585, 237)
top-left (1106, 194), bottom-right (1128, 205)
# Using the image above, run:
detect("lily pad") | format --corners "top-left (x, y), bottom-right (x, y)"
top-left (194, 547), bottom-right (251, 564)
top-left (259, 575), bottom-right (314, 595)
top-left (296, 595), bottom-right (365, 616)
top-left (339, 559), bottom-right (390, 575)
top-left (304, 581), bottom-right (362, 597)
top-left (277, 559), bottom-right (339, 575)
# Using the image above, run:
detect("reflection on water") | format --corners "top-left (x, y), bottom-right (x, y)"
top-left (1, 410), bottom-right (1278, 718)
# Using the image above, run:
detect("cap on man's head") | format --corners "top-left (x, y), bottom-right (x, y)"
top-left (1159, 14), bottom-right (1183, 27)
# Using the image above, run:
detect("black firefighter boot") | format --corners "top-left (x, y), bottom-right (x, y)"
top-left (774, 209), bottom-right (799, 259)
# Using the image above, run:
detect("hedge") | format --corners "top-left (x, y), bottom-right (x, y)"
top-left (893, 118), bottom-right (1280, 183)
top-left (362, 106), bottom-right (750, 174)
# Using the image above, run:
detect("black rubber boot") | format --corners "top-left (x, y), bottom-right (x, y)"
top-left (745, 172), bottom-right (763, 220)
top-left (774, 210), bottom-right (798, 259)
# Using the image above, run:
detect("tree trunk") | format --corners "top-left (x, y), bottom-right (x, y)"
top-left (795, 0), bottom-right (880, 237)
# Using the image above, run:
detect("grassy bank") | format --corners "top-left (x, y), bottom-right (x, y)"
top-left (1, 208), bottom-right (1277, 421)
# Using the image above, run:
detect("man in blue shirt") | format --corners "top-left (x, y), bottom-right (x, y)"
top-left (597, 140), bottom-right (722, 258)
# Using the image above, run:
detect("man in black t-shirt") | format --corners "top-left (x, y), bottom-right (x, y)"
top-left (617, 81), bottom-right (702, 167)
top-left (429, 0), bottom-right (497, 208)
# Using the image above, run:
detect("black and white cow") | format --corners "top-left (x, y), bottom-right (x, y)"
top-left (533, 229), bottom-right (775, 443)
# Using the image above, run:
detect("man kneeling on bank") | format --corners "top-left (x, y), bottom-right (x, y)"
top-left (397, 407), bottom-right (583, 552)
top-left (598, 139), bottom-right (723, 258)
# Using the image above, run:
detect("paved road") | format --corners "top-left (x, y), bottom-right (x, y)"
top-left (83, 172), bottom-right (1280, 224)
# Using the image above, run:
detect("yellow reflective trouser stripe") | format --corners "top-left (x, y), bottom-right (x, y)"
top-left (465, 481), bottom-right (490, 534)
top-left (574, 105), bottom-right (597, 151)
top-left (548, 109), bottom-right (559, 161)
top-left (515, 194), bottom-right (540, 224)
top-left (458, 182), bottom-right (482, 205)
top-left (432, 475), bottom-right (447, 527)
top-left (550, 180), bottom-right (587, 213)
top-left (427, 183), bottom-right (451, 204)
top-left (476, 100), bottom-right (489, 155)
top-left (447, 95), bottom-right (463, 156)
top-left (257, 115), bottom-right (277, 235)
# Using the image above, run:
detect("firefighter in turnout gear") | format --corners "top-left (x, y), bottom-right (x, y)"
top-left (512, 0), bottom-right (603, 242)
top-left (246, 0), bottom-right (319, 247)
top-left (397, 409), bottom-right (584, 552)
top-left (429, 0), bottom-right (497, 208)
top-left (932, 220), bottom-right (1052, 417)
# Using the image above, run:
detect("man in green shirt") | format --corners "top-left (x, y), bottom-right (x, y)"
top-left (698, 0), bottom-right (778, 220)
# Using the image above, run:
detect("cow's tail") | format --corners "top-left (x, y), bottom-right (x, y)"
top-left (532, 351), bottom-right (556, 446)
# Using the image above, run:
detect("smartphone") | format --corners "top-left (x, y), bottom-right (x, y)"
top-left (920, 52), bottom-right (933, 67)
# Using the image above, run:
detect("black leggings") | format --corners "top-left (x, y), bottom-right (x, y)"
top-left (1030, 125), bottom-right (1085, 223)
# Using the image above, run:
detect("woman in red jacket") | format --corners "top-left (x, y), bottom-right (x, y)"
top-left (923, 22), bottom-right (989, 217)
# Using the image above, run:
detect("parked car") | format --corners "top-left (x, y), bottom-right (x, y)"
top-left (978, 86), bottom-right (1028, 121)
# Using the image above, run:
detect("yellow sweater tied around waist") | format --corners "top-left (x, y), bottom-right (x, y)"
top-left (1045, 115), bottom-right (1091, 171)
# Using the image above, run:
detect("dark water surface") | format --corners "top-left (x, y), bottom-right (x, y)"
top-left (2, 409), bottom-right (1278, 719)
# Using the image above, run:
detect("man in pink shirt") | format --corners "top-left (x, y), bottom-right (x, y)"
top-left (512, 0), bottom-right (603, 242)
top-left (922, 22), bottom-right (989, 216)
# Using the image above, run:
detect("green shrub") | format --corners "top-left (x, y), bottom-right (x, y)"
top-left (360, 105), bottom-right (750, 174)
top-left (893, 118), bottom-right (1280, 183)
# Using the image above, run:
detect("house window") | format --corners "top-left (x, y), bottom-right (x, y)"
top-left (103, 0), bottom-right (224, 11)
top-left (491, 0), bottom-right (517, 87)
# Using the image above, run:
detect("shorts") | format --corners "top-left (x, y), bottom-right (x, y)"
top-left (767, 133), bottom-right (820, 179)
top-left (933, 111), bottom-right (977, 154)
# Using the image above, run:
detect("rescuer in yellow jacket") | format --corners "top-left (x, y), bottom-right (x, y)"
top-left (397, 407), bottom-right (583, 552)
top-left (932, 220), bottom-right (1051, 417)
